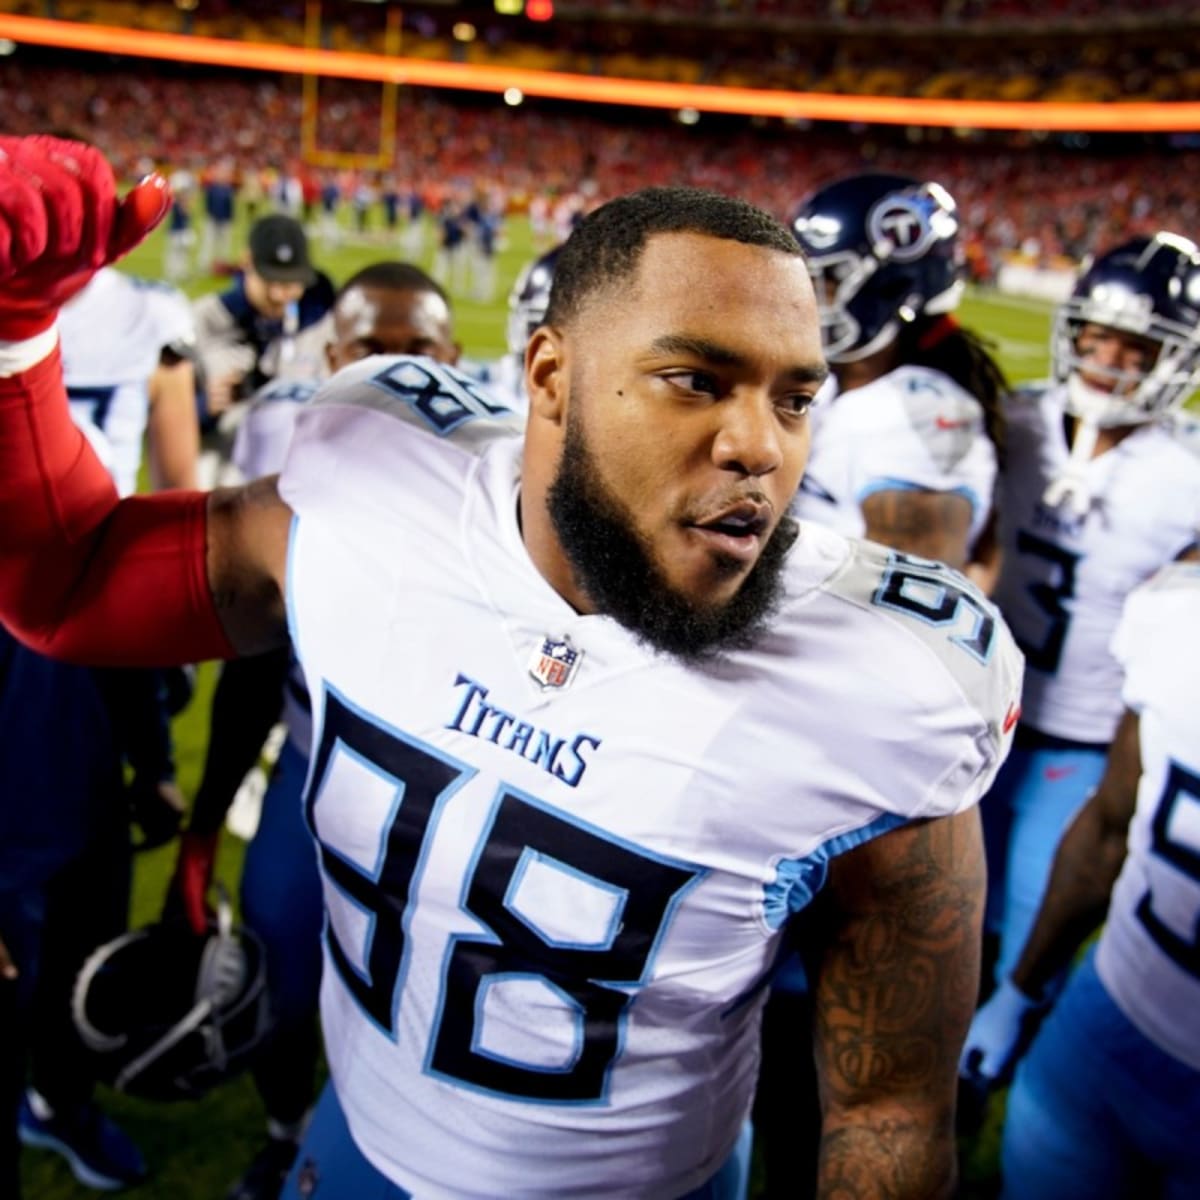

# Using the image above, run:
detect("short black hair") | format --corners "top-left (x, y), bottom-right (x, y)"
top-left (338, 261), bottom-right (449, 306)
top-left (544, 187), bottom-right (802, 328)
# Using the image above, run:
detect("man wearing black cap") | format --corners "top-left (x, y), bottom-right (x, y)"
top-left (192, 213), bottom-right (336, 440)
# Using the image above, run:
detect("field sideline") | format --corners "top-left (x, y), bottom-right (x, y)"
top-left (24, 210), bottom-right (1043, 1199)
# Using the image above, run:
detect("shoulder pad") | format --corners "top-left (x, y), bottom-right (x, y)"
top-left (823, 541), bottom-right (1024, 751)
top-left (311, 355), bottom-right (521, 439)
top-left (891, 366), bottom-right (986, 473)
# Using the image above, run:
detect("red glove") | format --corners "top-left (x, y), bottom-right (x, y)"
top-left (170, 829), bottom-right (220, 936)
top-left (0, 135), bottom-right (170, 340)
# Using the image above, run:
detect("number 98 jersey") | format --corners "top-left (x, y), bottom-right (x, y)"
top-left (278, 357), bottom-right (1023, 1199)
top-left (1098, 562), bottom-right (1200, 1070)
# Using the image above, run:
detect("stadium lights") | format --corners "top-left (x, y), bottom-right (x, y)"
top-left (504, 87), bottom-right (524, 106)
top-left (452, 23), bottom-right (477, 43)
top-left (0, 38), bottom-right (14, 55)
top-left (676, 108), bottom-right (700, 126)
top-left (2, 13), bottom-right (1199, 134)
top-left (526, 0), bottom-right (554, 20)
top-left (494, 0), bottom-right (523, 13)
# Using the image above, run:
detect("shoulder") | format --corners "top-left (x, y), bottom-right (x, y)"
top-left (810, 538), bottom-right (1023, 750)
top-left (1114, 562), bottom-right (1200, 708)
top-left (759, 531), bottom-right (1023, 822)
top-left (279, 356), bottom-right (523, 512)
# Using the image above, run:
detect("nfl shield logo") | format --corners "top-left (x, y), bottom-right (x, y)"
top-left (528, 634), bottom-right (583, 691)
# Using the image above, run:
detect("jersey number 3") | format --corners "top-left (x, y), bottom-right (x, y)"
top-left (305, 688), bottom-right (701, 1104)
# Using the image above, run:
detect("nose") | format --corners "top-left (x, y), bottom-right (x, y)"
top-left (711, 392), bottom-right (784, 478)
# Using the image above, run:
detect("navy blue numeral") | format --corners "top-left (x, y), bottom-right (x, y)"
top-left (872, 552), bottom-right (996, 663)
top-left (307, 690), bottom-right (473, 1033)
top-left (370, 359), bottom-right (511, 435)
top-left (307, 689), bottom-right (700, 1101)
top-left (429, 790), bottom-right (700, 1102)
top-left (1136, 760), bottom-right (1200, 980)
top-left (67, 385), bottom-right (117, 432)
top-left (1014, 530), bottom-right (1080, 674)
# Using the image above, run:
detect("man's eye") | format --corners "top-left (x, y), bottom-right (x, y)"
top-left (778, 394), bottom-right (815, 417)
top-left (663, 371), bottom-right (720, 396)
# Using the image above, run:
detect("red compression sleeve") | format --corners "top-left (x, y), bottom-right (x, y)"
top-left (0, 345), bottom-right (235, 666)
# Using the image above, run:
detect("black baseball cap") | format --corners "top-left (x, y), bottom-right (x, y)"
top-left (248, 214), bottom-right (315, 285)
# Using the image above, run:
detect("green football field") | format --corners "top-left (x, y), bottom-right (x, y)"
top-left (23, 209), bottom-right (1045, 1199)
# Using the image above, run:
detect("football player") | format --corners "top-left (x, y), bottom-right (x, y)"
top-left (172, 260), bottom-right (468, 1200)
top-left (0, 137), bottom-right (1022, 1200)
top-left (961, 558), bottom-right (1200, 1199)
top-left (980, 233), bottom-right (1200, 995)
top-left (790, 172), bottom-right (1007, 590)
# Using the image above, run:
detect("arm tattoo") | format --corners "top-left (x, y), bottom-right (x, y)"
top-left (811, 811), bottom-right (984, 1199)
top-left (861, 490), bottom-right (973, 570)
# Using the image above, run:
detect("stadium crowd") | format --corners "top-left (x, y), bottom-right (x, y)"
top-left (1, 59), bottom-right (1198, 275)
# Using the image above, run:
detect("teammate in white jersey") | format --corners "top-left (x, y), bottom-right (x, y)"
top-left (171, 260), bottom-right (467, 1200)
top-left (961, 559), bottom-right (1200, 1199)
top-left (791, 173), bottom-right (1006, 589)
top-left (981, 233), bottom-right (1200, 990)
top-left (60, 266), bottom-right (198, 495)
top-left (0, 140), bottom-right (1024, 1200)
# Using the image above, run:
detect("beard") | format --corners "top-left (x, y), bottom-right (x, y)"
top-left (545, 407), bottom-right (795, 664)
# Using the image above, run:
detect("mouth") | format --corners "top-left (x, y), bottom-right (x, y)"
top-left (685, 501), bottom-right (772, 565)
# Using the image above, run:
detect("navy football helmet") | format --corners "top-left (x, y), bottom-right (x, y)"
top-left (791, 173), bottom-right (964, 363)
top-left (1052, 232), bottom-right (1200, 427)
top-left (71, 892), bottom-right (270, 1101)
top-left (506, 245), bottom-right (561, 359)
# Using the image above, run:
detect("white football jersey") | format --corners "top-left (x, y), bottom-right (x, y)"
top-left (59, 268), bottom-right (195, 496)
top-left (992, 383), bottom-right (1200, 742)
top-left (277, 357), bottom-right (1023, 1199)
top-left (1097, 563), bottom-right (1200, 1070)
top-left (793, 364), bottom-right (997, 550)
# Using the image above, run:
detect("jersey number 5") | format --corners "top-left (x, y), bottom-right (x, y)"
top-left (306, 688), bottom-right (701, 1103)
top-left (1136, 759), bottom-right (1200, 980)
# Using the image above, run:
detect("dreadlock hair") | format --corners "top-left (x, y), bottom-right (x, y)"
top-left (900, 313), bottom-right (1009, 469)
top-left (544, 186), bottom-right (802, 329)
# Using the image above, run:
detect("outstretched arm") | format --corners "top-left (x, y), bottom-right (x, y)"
top-left (0, 135), bottom-right (288, 666)
top-left (811, 807), bottom-right (985, 1200)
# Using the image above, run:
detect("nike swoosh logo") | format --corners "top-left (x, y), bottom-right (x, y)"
top-left (1003, 703), bottom-right (1021, 734)
top-left (935, 416), bottom-right (969, 431)
top-left (1044, 765), bottom-right (1078, 781)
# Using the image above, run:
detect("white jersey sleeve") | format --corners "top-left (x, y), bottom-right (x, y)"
top-left (231, 378), bottom-right (320, 481)
top-left (60, 268), bottom-right (196, 496)
top-left (276, 367), bottom-right (1022, 1198)
top-left (992, 383), bottom-right (1200, 742)
top-left (794, 363), bottom-right (997, 548)
top-left (1096, 563), bottom-right (1200, 1069)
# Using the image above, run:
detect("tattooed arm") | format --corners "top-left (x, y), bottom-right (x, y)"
top-left (860, 489), bottom-right (974, 572)
top-left (810, 806), bottom-right (985, 1200)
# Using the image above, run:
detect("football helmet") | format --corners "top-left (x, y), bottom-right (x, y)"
top-left (506, 245), bottom-right (561, 359)
top-left (1052, 232), bottom-right (1200, 427)
top-left (71, 891), bottom-right (270, 1101)
top-left (791, 173), bottom-right (964, 363)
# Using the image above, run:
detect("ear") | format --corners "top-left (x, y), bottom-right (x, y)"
top-left (324, 338), bottom-right (337, 375)
top-left (525, 326), bottom-right (567, 426)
